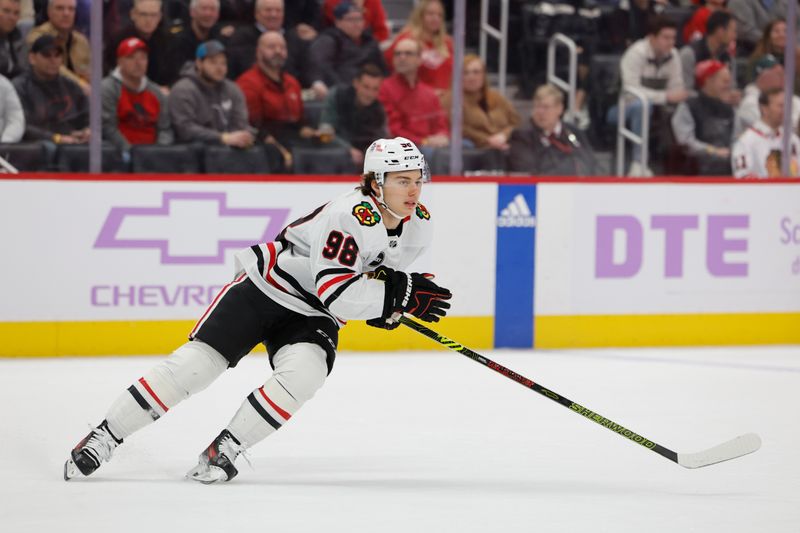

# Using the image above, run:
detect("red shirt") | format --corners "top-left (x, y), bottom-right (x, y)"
top-left (117, 85), bottom-right (160, 144)
top-left (384, 30), bottom-right (454, 91)
top-left (683, 7), bottom-right (711, 44)
top-left (378, 73), bottom-right (448, 145)
top-left (236, 66), bottom-right (303, 133)
top-left (322, 0), bottom-right (389, 42)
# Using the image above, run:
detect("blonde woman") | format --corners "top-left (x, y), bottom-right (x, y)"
top-left (441, 54), bottom-right (520, 150)
top-left (384, 0), bottom-right (452, 93)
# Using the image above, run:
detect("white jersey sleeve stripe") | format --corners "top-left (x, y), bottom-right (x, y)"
top-left (317, 272), bottom-right (357, 298)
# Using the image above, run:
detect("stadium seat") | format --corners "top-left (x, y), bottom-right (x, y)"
top-left (292, 145), bottom-right (355, 175)
top-left (203, 145), bottom-right (274, 174)
top-left (130, 144), bottom-right (202, 173)
top-left (55, 144), bottom-right (128, 172)
top-left (0, 142), bottom-right (52, 171)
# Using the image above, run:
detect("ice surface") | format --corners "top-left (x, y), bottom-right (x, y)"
top-left (2, 346), bottom-right (798, 533)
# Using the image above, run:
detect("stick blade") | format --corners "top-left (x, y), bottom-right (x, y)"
top-left (677, 433), bottom-right (761, 469)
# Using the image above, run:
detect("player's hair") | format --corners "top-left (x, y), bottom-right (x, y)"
top-left (759, 87), bottom-right (782, 107)
top-left (706, 11), bottom-right (732, 35)
top-left (647, 15), bottom-right (678, 36)
top-left (358, 172), bottom-right (378, 196)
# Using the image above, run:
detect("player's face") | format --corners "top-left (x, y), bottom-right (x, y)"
top-left (378, 170), bottom-right (423, 218)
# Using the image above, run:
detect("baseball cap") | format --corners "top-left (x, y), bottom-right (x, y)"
top-left (117, 37), bottom-right (148, 58)
top-left (754, 54), bottom-right (780, 77)
top-left (695, 59), bottom-right (725, 88)
top-left (196, 40), bottom-right (226, 60)
top-left (30, 34), bottom-right (63, 55)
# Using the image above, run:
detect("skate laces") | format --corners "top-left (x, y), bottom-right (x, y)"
top-left (83, 424), bottom-right (118, 463)
top-left (218, 434), bottom-right (252, 469)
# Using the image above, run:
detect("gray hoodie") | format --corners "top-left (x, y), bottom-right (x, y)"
top-left (168, 66), bottom-right (250, 143)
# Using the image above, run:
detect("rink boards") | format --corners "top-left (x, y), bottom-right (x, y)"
top-left (0, 174), bottom-right (798, 356)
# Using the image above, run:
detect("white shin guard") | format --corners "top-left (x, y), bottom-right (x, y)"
top-left (105, 341), bottom-right (229, 439)
top-left (226, 342), bottom-right (328, 448)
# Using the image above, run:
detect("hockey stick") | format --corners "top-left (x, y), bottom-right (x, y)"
top-left (399, 316), bottom-right (761, 469)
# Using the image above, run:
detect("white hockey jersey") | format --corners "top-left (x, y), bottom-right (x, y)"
top-left (732, 120), bottom-right (800, 178)
top-left (234, 188), bottom-right (433, 327)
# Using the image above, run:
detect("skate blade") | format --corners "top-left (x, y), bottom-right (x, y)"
top-left (186, 463), bottom-right (229, 484)
top-left (64, 458), bottom-right (80, 481)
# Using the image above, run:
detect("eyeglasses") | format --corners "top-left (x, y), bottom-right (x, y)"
top-left (393, 50), bottom-right (417, 57)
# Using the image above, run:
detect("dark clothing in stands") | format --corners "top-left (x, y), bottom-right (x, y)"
top-left (320, 85), bottom-right (386, 151)
top-left (226, 25), bottom-right (308, 83)
top-left (508, 120), bottom-right (598, 176)
top-left (0, 27), bottom-right (27, 80)
top-left (308, 27), bottom-right (387, 88)
top-left (12, 72), bottom-right (89, 140)
top-left (105, 24), bottom-right (175, 86)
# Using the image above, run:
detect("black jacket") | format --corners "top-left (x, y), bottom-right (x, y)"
top-left (12, 71), bottom-right (89, 140)
top-left (508, 120), bottom-right (598, 176)
top-left (0, 27), bottom-right (28, 79)
top-left (320, 85), bottom-right (386, 151)
top-left (308, 27), bottom-right (387, 87)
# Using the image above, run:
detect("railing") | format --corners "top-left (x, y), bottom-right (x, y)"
top-left (479, 0), bottom-right (510, 96)
top-left (615, 87), bottom-right (651, 177)
top-left (546, 33), bottom-right (578, 121)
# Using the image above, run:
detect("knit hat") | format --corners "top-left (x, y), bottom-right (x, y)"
top-left (695, 60), bottom-right (725, 88)
top-left (333, 1), bottom-right (358, 19)
top-left (754, 54), bottom-right (780, 77)
top-left (117, 37), bottom-right (148, 58)
top-left (196, 40), bottom-right (226, 60)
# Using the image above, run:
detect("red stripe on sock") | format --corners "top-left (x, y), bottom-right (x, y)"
top-left (139, 377), bottom-right (169, 412)
top-left (258, 387), bottom-right (291, 421)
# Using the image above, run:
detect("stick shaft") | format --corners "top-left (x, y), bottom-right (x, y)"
top-left (399, 316), bottom-right (679, 464)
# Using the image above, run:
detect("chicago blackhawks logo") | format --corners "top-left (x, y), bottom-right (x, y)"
top-left (352, 201), bottom-right (381, 226)
top-left (416, 203), bottom-right (430, 220)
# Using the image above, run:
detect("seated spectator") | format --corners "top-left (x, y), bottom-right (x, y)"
top-left (735, 54), bottom-right (800, 138)
top-left (680, 11), bottom-right (737, 94)
top-left (169, 39), bottom-right (254, 148)
top-left (226, 0), bottom-right (310, 84)
top-left (322, 0), bottom-right (389, 44)
top-left (26, 0), bottom-right (89, 92)
top-left (378, 37), bottom-right (448, 154)
top-left (384, 0), bottom-right (452, 95)
top-left (611, 16), bottom-right (688, 176)
top-left (0, 72), bottom-right (24, 141)
top-left (732, 87), bottom-right (800, 177)
top-left (105, 0), bottom-right (174, 88)
top-left (237, 30), bottom-right (314, 164)
top-left (319, 62), bottom-right (386, 166)
top-left (13, 34), bottom-right (89, 143)
top-left (672, 60), bottom-right (735, 175)
top-left (308, 2), bottom-right (386, 100)
top-left (102, 37), bottom-right (172, 152)
top-left (683, 0), bottom-right (728, 44)
top-left (746, 18), bottom-right (800, 89)
top-left (0, 0), bottom-right (27, 79)
top-left (509, 84), bottom-right (598, 176)
top-left (167, 0), bottom-right (235, 86)
top-left (441, 54), bottom-right (520, 151)
top-left (283, 0), bottom-right (320, 40)
top-left (728, 0), bottom-right (793, 55)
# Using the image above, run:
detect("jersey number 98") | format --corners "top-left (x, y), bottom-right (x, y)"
top-left (322, 230), bottom-right (359, 267)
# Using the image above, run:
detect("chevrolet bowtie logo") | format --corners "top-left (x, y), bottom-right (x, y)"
top-left (94, 191), bottom-right (290, 264)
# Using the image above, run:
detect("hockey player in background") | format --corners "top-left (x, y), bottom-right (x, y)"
top-left (64, 137), bottom-right (452, 484)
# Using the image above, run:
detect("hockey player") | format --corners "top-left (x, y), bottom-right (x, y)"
top-left (64, 137), bottom-right (452, 484)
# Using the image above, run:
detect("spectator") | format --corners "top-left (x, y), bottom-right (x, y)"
top-left (13, 34), bottom-right (89, 143)
top-left (226, 0), bottom-right (309, 83)
top-left (26, 0), bottom-right (90, 92)
top-left (168, 0), bottom-right (235, 86)
top-left (308, 2), bottom-right (386, 100)
top-left (319, 62), bottom-right (386, 166)
top-left (735, 54), bottom-right (800, 138)
top-left (102, 37), bottom-right (172, 152)
top-left (732, 87), bottom-right (800, 177)
top-left (613, 16), bottom-right (687, 176)
top-left (237, 30), bottom-right (314, 165)
top-left (683, 0), bottom-right (728, 44)
top-left (0, 0), bottom-right (27, 79)
top-left (509, 84), bottom-right (597, 176)
top-left (728, 0), bottom-right (793, 54)
top-left (671, 60), bottom-right (735, 175)
top-left (441, 54), bottom-right (520, 150)
top-left (378, 37), bottom-right (448, 154)
top-left (322, 0), bottom-right (389, 43)
top-left (169, 39), bottom-right (254, 148)
top-left (105, 0), bottom-right (174, 87)
top-left (680, 11), bottom-right (737, 94)
top-left (746, 18), bottom-right (800, 90)
top-left (0, 72), bottom-right (24, 141)
top-left (384, 0), bottom-right (452, 95)
top-left (283, 0), bottom-right (320, 40)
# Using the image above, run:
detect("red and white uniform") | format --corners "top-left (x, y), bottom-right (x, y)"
top-left (732, 120), bottom-right (800, 178)
top-left (234, 188), bottom-right (433, 326)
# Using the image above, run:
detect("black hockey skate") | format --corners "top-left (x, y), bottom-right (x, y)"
top-left (186, 429), bottom-right (246, 484)
top-left (64, 421), bottom-right (122, 480)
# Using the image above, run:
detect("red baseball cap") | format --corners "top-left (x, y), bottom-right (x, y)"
top-left (695, 60), bottom-right (725, 88)
top-left (117, 37), bottom-right (148, 58)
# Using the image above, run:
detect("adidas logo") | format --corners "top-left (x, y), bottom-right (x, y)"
top-left (497, 194), bottom-right (536, 228)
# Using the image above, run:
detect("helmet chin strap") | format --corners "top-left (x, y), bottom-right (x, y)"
top-left (373, 187), bottom-right (404, 221)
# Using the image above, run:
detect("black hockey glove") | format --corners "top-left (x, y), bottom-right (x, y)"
top-left (374, 266), bottom-right (452, 323)
top-left (366, 317), bottom-right (401, 330)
